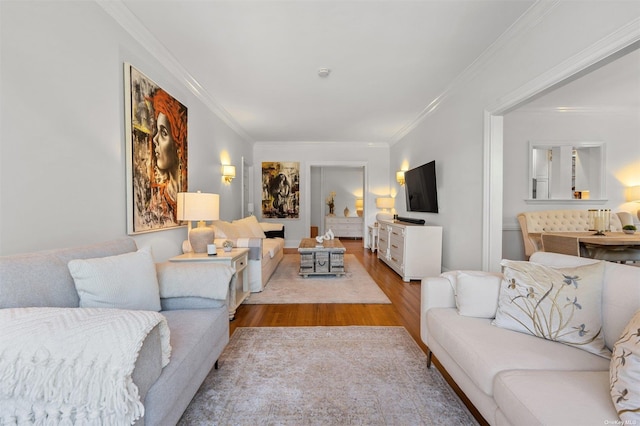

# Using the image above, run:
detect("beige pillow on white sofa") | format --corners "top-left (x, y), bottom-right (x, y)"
top-left (233, 215), bottom-right (266, 238)
top-left (211, 220), bottom-right (239, 239)
top-left (493, 260), bottom-right (609, 358)
top-left (68, 246), bottom-right (161, 311)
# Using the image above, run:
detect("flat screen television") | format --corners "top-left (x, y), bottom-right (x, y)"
top-left (404, 161), bottom-right (439, 213)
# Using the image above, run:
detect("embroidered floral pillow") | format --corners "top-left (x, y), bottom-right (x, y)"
top-left (610, 310), bottom-right (640, 423)
top-left (493, 260), bottom-right (609, 358)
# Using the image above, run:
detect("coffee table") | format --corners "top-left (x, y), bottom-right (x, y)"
top-left (298, 238), bottom-right (346, 277)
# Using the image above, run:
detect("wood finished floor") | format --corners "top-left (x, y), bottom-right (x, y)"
top-left (230, 239), bottom-right (487, 424)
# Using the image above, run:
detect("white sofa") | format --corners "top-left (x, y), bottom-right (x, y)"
top-left (212, 216), bottom-right (285, 292)
top-left (421, 252), bottom-right (640, 425)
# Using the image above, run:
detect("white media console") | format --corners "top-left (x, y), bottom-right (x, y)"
top-left (377, 220), bottom-right (442, 281)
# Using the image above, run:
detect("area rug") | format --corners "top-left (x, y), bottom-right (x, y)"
top-left (243, 254), bottom-right (391, 304)
top-left (178, 327), bottom-right (478, 425)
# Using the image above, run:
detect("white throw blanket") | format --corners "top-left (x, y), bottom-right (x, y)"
top-left (0, 307), bottom-right (171, 425)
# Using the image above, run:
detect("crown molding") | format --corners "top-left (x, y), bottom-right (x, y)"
top-left (511, 106), bottom-right (639, 115)
top-left (489, 16), bottom-right (640, 114)
top-left (254, 141), bottom-right (390, 149)
top-left (96, 0), bottom-right (255, 144)
top-left (389, 1), bottom-right (560, 144)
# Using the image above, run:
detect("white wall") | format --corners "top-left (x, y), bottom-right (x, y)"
top-left (0, 1), bottom-right (251, 260)
top-left (390, 1), bottom-right (640, 270)
top-left (502, 109), bottom-right (640, 260)
top-left (254, 142), bottom-right (389, 246)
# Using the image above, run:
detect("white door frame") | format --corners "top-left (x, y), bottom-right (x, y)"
top-left (483, 23), bottom-right (640, 271)
top-left (305, 161), bottom-right (368, 242)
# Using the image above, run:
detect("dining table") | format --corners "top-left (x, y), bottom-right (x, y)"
top-left (535, 231), bottom-right (640, 263)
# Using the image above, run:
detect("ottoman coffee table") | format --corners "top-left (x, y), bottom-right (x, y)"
top-left (298, 238), bottom-right (346, 277)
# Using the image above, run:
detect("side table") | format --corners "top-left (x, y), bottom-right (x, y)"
top-left (368, 224), bottom-right (379, 252)
top-left (169, 248), bottom-right (249, 320)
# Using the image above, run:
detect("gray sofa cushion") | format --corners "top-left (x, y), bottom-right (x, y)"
top-left (161, 296), bottom-right (226, 310)
top-left (0, 238), bottom-right (137, 308)
top-left (144, 308), bottom-right (229, 426)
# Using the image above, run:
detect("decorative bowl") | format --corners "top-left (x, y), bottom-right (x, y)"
top-left (623, 229), bottom-right (636, 235)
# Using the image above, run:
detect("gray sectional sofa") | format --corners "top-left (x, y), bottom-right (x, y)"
top-left (0, 237), bottom-right (232, 425)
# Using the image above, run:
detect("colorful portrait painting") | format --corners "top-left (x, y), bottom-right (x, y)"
top-left (262, 162), bottom-right (300, 219)
top-left (125, 64), bottom-right (188, 234)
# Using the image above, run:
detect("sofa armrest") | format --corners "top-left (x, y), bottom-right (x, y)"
top-left (420, 275), bottom-right (456, 347)
top-left (156, 262), bottom-right (232, 305)
top-left (214, 237), bottom-right (262, 260)
top-left (421, 274), bottom-right (456, 312)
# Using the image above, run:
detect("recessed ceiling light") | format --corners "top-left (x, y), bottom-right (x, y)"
top-left (318, 68), bottom-right (331, 78)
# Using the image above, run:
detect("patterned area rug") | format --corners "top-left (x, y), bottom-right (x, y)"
top-left (243, 254), bottom-right (391, 304)
top-left (178, 327), bottom-right (478, 425)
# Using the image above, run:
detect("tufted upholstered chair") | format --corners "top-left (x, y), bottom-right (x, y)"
top-left (517, 210), bottom-right (624, 258)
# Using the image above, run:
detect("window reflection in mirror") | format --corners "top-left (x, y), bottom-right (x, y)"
top-left (529, 142), bottom-right (605, 200)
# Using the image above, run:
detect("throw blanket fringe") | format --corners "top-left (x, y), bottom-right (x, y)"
top-left (0, 308), bottom-right (171, 425)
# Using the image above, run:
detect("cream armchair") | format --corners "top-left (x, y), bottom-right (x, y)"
top-left (517, 210), bottom-right (624, 258)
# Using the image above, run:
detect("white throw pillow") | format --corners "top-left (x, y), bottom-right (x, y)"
top-left (68, 246), bottom-right (161, 311)
top-left (493, 260), bottom-right (609, 358)
top-left (610, 310), bottom-right (640, 423)
top-left (454, 271), bottom-right (502, 318)
top-left (233, 216), bottom-right (266, 238)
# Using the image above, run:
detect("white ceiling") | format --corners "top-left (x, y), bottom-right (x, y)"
top-left (120, 0), bottom-right (535, 143)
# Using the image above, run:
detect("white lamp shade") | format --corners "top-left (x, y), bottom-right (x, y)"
top-left (375, 197), bottom-right (394, 209)
top-left (355, 199), bottom-right (364, 209)
top-left (177, 192), bottom-right (220, 221)
top-left (626, 185), bottom-right (640, 202)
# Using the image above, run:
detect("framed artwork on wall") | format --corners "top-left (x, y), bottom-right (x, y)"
top-left (262, 162), bottom-right (300, 219)
top-left (124, 63), bottom-right (188, 234)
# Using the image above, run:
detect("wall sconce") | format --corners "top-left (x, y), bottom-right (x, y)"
top-left (396, 171), bottom-right (405, 186)
top-left (626, 185), bottom-right (640, 202)
top-left (626, 185), bottom-right (640, 221)
top-left (222, 165), bottom-right (236, 183)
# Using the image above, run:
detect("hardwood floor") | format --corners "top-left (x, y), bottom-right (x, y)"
top-left (230, 239), bottom-right (487, 425)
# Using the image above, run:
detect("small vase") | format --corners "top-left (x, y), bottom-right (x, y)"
top-left (344, 206), bottom-right (350, 217)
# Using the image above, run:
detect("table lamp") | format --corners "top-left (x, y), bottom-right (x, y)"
top-left (355, 199), bottom-right (364, 217)
top-left (177, 191), bottom-right (220, 253)
top-left (375, 197), bottom-right (394, 222)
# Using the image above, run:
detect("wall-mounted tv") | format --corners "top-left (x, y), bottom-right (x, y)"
top-left (404, 160), bottom-right (438, 213)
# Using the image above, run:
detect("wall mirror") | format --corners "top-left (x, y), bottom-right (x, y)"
top-left (528, 141), bottom-right (606, 201)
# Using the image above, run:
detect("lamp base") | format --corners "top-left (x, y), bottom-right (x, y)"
top-left (189, 227), bottom-right (215, 253)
